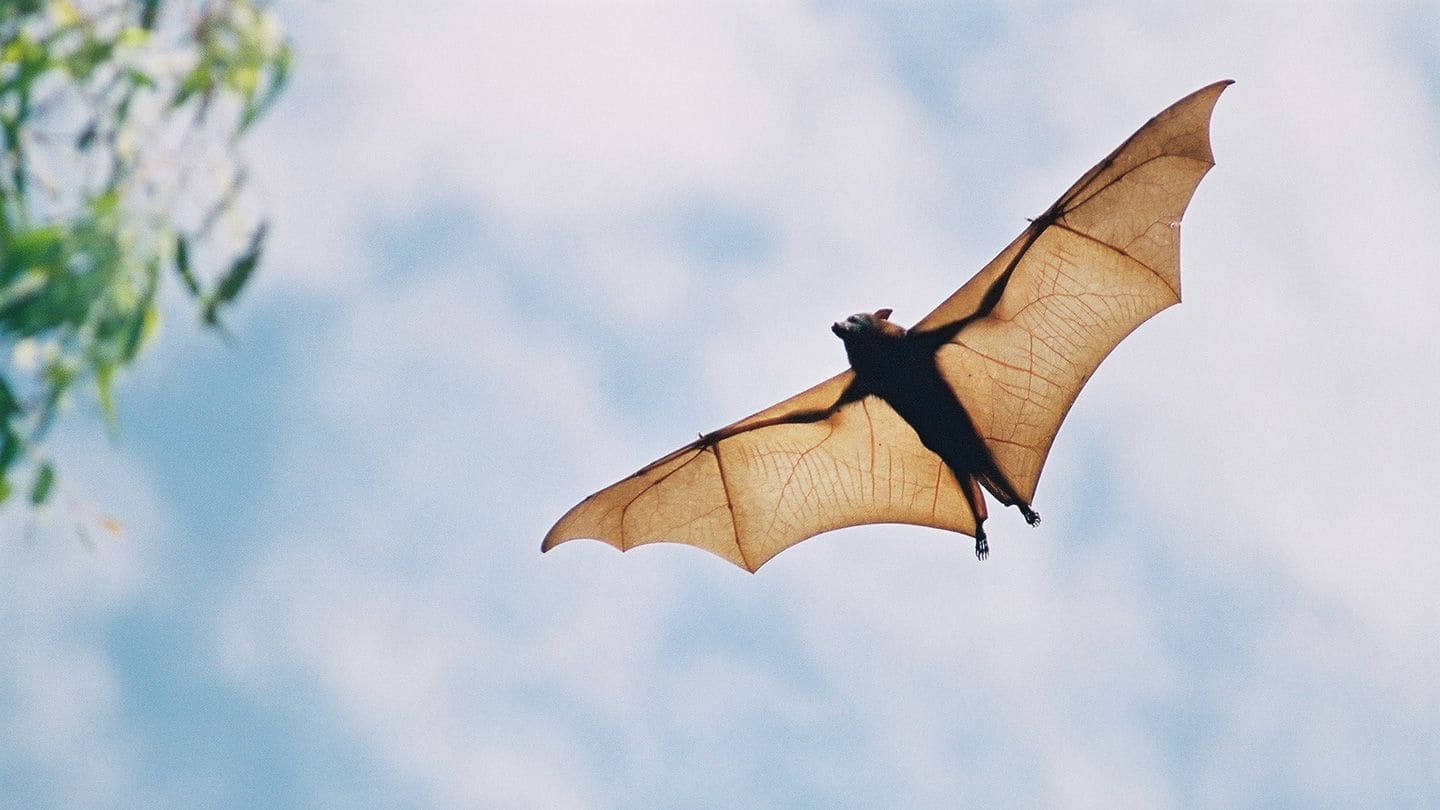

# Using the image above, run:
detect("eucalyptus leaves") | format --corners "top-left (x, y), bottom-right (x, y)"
top-left (1, 0), bottom-right (287, 505)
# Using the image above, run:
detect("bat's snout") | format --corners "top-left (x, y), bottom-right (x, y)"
top-left (833, 312), bottom-right (873, 338)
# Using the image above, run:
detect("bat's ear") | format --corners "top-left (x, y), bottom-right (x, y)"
top-left (874, 308), bottom-right (894, 320)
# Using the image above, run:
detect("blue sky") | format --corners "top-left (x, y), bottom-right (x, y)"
top-left (4, 2), bottom-right (1440, 807)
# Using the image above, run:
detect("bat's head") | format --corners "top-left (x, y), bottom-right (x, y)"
top-left (832, 308), bottom-right (901, 340)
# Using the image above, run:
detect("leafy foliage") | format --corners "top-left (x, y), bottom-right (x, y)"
top-left (0, 0), bottom-right (288, 505)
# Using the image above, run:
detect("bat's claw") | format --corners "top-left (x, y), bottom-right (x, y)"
top-left (1022, 506), bottom-right (1041, 527)
top-left (975, 535), bottom-right (989, 560)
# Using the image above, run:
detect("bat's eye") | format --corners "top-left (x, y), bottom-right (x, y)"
top-left (846, 313), bottom-right (871, 329)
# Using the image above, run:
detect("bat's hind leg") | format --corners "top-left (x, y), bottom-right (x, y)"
top-left (960, 474), bottom-right (990, 560)
top-left (977, 458), bottom-right (1041, 527)
top-left (1018, 503), bottom-right (1041, 526)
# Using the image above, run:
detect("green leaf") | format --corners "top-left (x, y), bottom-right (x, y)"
top-left (0, 425), bottom-right (20, 475)
top-left (0, 382), bottom-right (19, 478)
top-left (173, 233), bottom-right (201, 297)
top-left (240, 43), bottom-right (291, 133)
top-left (75, 119), bottom-right (98, 149)
top-left (138, 0), bottom-right (160, 30)
top-left (35, 358), bottom-right (76, 437)
top-left (0, 377), bottom-right (16, 416)
top-left (122, 67), bottom-right (156, 90)
top-left (66, 38), bottom-right (116, 80)
top-left (172, 63), bottom-right (213, 109)
top-left (203, 223), bottom-right (265, 324)
top-left (29, 460), bottom-right (53, 505)
top-left (2, 224), bottom-right (66, 281)
top-left (9, 0), bottom-right (44, 17)
top-left (119, 260), bottom-right (159, 362)
top-left (95, 363), bottom-right (117, 432)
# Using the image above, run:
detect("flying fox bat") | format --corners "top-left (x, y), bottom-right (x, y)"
top-left (544, 80), bottom-right (1230, 570)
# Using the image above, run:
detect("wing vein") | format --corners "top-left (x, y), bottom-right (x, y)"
top-left (708, 442), bottom-right (751, 571)
top-left (1059, 151), bottom-right (1214, 213)
top-left (1050, 221), bottom-right (1177, 295)
top-left (616, 446), bottom-right (706, 550)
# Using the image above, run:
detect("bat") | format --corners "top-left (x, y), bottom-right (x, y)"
top-left (544, 80), bottom-right (1230, 571)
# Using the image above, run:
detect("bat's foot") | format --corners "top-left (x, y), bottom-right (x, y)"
top-left (1021, 505), bottom-right (1041, 526)
top-left (974, 533), bottom-right (989, 560)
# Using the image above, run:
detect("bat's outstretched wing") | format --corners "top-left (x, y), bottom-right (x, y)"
top-left (545, 81), bottom-right (1229, 570)
top-left (912, 80), bottom-right (1231, 504)
top-left (543, 371), bottom-right (977, 571)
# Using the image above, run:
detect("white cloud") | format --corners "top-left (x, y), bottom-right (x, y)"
top-left (0, 441), bottom-right (168, 807)
top-left (251, 2), bottom-right (963, 339)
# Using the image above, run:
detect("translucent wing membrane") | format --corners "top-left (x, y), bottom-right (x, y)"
top-left (915, 80), bottom-right (1230, 503)
top-left (544, 373), bottom-right (976, 571)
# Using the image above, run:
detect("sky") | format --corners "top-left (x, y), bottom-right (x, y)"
top-left (4, 2), bottom-right (1440, 807)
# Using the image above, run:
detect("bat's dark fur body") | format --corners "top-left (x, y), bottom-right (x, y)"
top-left (833, 313), bottom-right (1040, 559)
